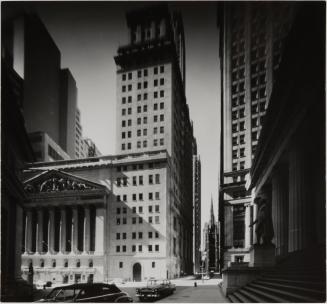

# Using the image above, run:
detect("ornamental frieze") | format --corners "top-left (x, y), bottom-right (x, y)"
top-left (24, 177), bottom-right (96, 194)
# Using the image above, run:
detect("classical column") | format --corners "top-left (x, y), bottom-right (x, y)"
top-left (25, 209), bottom-right (33, 253)
top-left (272, 166), bottom-right (288, 257)
top-left (15, 205), bottom-right (24, 278)
top-left (288, 145), bottom-right (309, 253)
top-left (252, 203), bottom-right (258, 244)
top-left (48, 208), bottom-right (55, 254)
top-left (95, 207), bottom-right (104, 254)
top-left (60, 207), bottom-right (66, 254)
top-left (72, 207), bottom-right (79, 254)
top-left (37, 209), bottom-right (44, 254)
top-left (244, 204), bottom-right (251, 248)
top-left (83, 206), bottom-right (91, 253)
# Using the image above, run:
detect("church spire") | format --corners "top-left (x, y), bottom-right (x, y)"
top-left (210, 195), bottom-right (215, 226)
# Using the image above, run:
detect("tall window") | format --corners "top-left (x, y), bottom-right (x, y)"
top-left (233, 205), bottom-right (245, 248)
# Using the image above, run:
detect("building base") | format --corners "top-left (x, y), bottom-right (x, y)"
top-left (249, 243), bottom-right (276, 268)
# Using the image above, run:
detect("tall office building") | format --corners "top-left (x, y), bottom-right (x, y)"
top-left (192, 148), bottom-right (201, 273)
top-left (115, 4), bottom-right (194, 275)
top-left (218, 3), bottom-right (296, 269)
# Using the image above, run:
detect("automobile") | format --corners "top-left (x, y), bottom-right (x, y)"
top-left (35, 283), bottom-right (133, 302)
top-left (108, 278), bottom-right (126, 285)
top-left (36, 281), bottom-right (52, 290)
top-left (136, 279), bottom-right (176, 302)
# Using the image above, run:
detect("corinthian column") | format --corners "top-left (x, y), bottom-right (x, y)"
top-left (272, 166), bottom-right (289, 257)
top-left (60, 207), bottom-right (66, 253)
top-left (72, 207), bottom-right (79, 254)
top-left (83, 206), bottom-right (91, 253)
top-left (288, 144), bottom-right (309, 253)
top-left (25, 210), bottom-right (33, 253)
top-left (37, 209), bottom-right (44, 254)
top-left (48, 208), bottom-right (55, 254)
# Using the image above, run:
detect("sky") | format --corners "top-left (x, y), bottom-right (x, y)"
top-left (33, 1), bottom-right (221, 232)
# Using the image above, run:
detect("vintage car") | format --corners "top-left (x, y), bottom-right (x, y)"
top-left (36, 283), bottom-right (133, 302)
top-left (136, 279), bottom-right (176, 301)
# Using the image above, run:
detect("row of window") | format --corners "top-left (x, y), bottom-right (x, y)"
top-left (232, 161), bottom-right (245, 171)
top-left (117, 216), bottom-right (157, 225)
top-left (119, 261), bottom-right (156, 269)
top-left (232, 148), bottom-right (246, 159)
top-left (127, 127), bottom-right (164, 138)
top-left (116, 191), bottom-right (160, 201)
top-left (129, 174), bottom-right (160, 186)
top-left (121, 66), bottom-right (165, 81)
top-left (30, 259), bottom-right (93, 268)
top-left (121, 114), bottom-right (165, 123)
top-left (116, 163), bottom-right (158, 173)
top-left (232, 108), bottom-right (245, 120)
top-left (116, 244), bottom-right (160, 253)
top-left (232, 121), bottom-right (245, 133)
top-left (116, 231), bottom-right (159, 240)
top-left (116, 205), bottom-right (160, 214)
top-left (121, 139), bottom-right (165, 151)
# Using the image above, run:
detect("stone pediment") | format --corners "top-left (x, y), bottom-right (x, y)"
top-left (23, 170), bottom-right (105, 194)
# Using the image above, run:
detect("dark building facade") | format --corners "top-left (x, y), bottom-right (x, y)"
top-left (218, 2), bottom-right (297, 270)
top-left (219, 3), bottom-right (325, 302)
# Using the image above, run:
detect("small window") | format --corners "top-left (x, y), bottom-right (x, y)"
top-left (144, 69), bottom-right (148, 77)
top-left (155, 245), bottom-right (159, 252)
top-left (138, 245), bottom-right (142, 252)
top-left (132, 245), bottom-right (136, 252)
top-left (116, 233), bottom-right (120, 240)
top-left (148, 245), bottom-right (153, 252)
top-left (152, 262), bottom-right (155, 268)
top-left (132, 232), bottom-right (136, 239)
top-left (149, 231), bottom-right (153, 238)
top-left (154, 67), bottom-right (158, 74)
top-left (160, 66), bottom-right (164, 73)
top-left (119, 262), bottom-right (123, 268)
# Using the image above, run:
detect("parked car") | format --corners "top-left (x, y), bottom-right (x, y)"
top-left (35, 283), bottom-right (133, 302)
top-left (136, 279), bottom-right (176, 301)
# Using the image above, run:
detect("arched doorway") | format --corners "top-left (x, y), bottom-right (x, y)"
top-left (133, 263), bottom-right (141, 282)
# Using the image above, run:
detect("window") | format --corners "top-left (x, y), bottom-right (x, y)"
top-left (128, 119), bottom-right (132, 126)
top-left (154, 92), bottom-right (158, 98)
top-left (154, 103), bottom-right (158, 110)
top-left (154, 79), bottom-right (158, 86)
top-left (149, 206), bottom-right (153, 213)
top-left (128, 96), bottom-right (132, 103)
top-left (160, 102), bottom-right (164, 109)
top-left (122, 109), bottom-right (126, 116)
top-left (232, 137), bottom-right (238, 145)
top-left (132, 207), bottom-right (136, 214)
top-left (123, 177), bottom-right (127, 186)
top-left (143, 129), bottom-right (147, 136)
top-left (154, 127), bottom-right (158, 134)
top-left (153, 139), bottom-right (158, 146)
top-left (139, 193), bottom-right (143, 201)
top-left (137, 130), bottom-right (141, 137)
top-left (128, 84), bottom-right (132, 91)
top-left (138, 83), bottom-right (141, 90)
top-left (122, 85), bottom-right (126, 92)
top-left (132, 217), bottom-right (136, 224)
top-left (117, 208), bottom-right (121, 214)
top-left (138, 232), bottom-right (143, 239)
top-left (155, 216), bottom-right (159, 224)
top-left (128, 72), bottom-right (132, 80)
top-left (127, 143), bottom-right (131, 150)
top-left (122, 218), bottom-right (127, 224)
top-left (144, 93), bottom-right (148, 100)
top-left (143, 105), bottom-right (147, 112)
top-left (122, 233), bottom-right (126, 239)
top-left (117, 195), bottom-right (121, 202)
top-left (128, 108), bottom-right (132, 115)
top-left (155, 192), bottom-right (160, 200)
top-left (139, 206), bottom-right (143, 213)
top-left (155, 245), bottom-right (159, 252)
top-left (138, 245), bottom-right (142, 252)
top-left (160, 66), bottom-right (164, 73)
top-left (155, 205), bottom-right (160, 212)
top-left (160, 138), bottom-right (164, 146)
top-left (139, 217), bottom-right (143, 224)
top-left (154, 67), bottom-right (158, 74)
top-left (139, 176), bottom-right (143, 185)
top-left (127, 131), bottom-right (131, 138)
top-left (116, 246), bottom-right (120, 252)
top-left (160, 90), bottom-right (164, 97)
top-left (133, 194), bottom-right (137, 201)
top-left (123, 207), bottom-right (127, 214)
top-left (144, 69), bottom-right (148, 77)
top-left (155, 232), bottom-right (159, 238)
top-left (148, 245), bottom-right (153, 252)
top-left (132, 245), bottom-right (136, 252)
top-left (138, 70), bottom-right (142, 78)
top-left (160, 78), bottom-right (164, 85)
top-left (154, 115), bottom-right (158, 122)
top-left (240, 161), bottom-right (245, 170)
top-left (149, 216), bottom-right (153, 223)
top-left (149, 231), bottom-right (153, 238)
top-left (137, 94), bottom-right (141, 101)
top-left (116, 218), bottom-right (120, 225)
top-left (123, 194), bottom-right (127, 201)
top-left (122, 74), bottom-right (126, 81)
top-left (116, 233), bottom-right (120, 240)
top-left (149, 193), bottom-right (153, 200)
top-left (240, 121), bottom-right (245, 131)
top-left (152, 262), bottom-right (155, 268)
top-left (122, 245), bottom-right (126, 252)
top-left (143, 140), bottom-right (147, 148)
top-left (160, 126), bottom-right (164, 134)
top-left (133, 176), bottom-right (137, 186)
top-left (122, 132), bottom-right (126, 139)
top-left (240, 135), bottom-right (245, 144)
top-left (122, 97), bottom-right (126, 104)
top-left (143, 117), bottom-right (147, 124)
top-left (160, 114), bottom-right (164, 121)
top-left (137, 106), bottom-right (141, 113)
top-left (122, 120), bottom-right (126, 127)
top-left (132, 232), bottom-right (136, 239)
top-left (149, 175), bottom-right (153, 184)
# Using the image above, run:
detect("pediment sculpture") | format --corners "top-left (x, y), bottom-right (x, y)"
top-left (24, 176), bottom-right (96, 194)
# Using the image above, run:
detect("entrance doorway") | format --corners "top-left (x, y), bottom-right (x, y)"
top-left (133, 263), bottom-right (141, 282)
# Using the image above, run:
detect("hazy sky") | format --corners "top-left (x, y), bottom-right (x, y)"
top-left (33, 1), bottom-right (221, 232)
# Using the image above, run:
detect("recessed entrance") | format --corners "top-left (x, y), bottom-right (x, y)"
top-left (133, 263), bottom-right (141, 282)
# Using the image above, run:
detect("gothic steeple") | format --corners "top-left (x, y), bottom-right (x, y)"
top-left (210, 196), bottom-right (215, 227)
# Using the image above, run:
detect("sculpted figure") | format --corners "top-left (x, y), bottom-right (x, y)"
top-left (40, 180), bottom-right (50, 192)
top-left (58, 178), bottom-right (66, 191)
top-left (249, 197), bottom-right (274, 245)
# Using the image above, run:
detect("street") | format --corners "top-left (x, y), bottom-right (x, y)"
top-left (120, 277), bottom-right (229, 303)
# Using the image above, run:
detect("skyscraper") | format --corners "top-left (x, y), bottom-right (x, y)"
top-left (218, 2), bottom-right (296, 269)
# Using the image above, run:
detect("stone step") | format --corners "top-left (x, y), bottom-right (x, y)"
top-left (244, 285), bottom-right (290, 302)
top-left (259, 278), bottom-right (326, 294)
top-left (228, 294), bottom-right (239, 303)
top-left (263, 272), bottom-right (325, 281)
top-left (238, 288), bottom-right (269, 303)
top-left (260, 277), bottom-right (326, 289)
top-left (233, 291), bottom-right (252, 303)
top-left (249, 282), bottom-right (319, 302)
